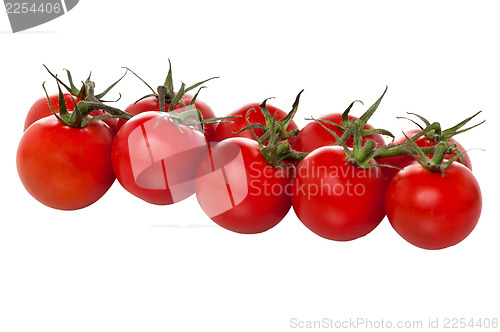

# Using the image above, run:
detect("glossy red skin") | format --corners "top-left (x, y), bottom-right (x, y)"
top-left (212, 103), bottom-right (299, 146)
top-left (112, 111), bottom-right (208, 205)
top-left (196, 137), bottom-right (292, 234)
top-left (295, 113), bottom-right (385, 153)
top-left (24, 94), bottom-right (119, 135)
top-left (17, 116), bottom-right (115, 210)
top-left (117, 95), bottom-right (216, 141)
top-left (376, 129), bottom-right (472, 180)
top-left (385, 163), bottom-right (481, 250)
top-left (292, 146), bottom-right (388, 241)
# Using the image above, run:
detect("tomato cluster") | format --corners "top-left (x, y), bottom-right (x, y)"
top-left (16, 66), bottom-right (483, 250)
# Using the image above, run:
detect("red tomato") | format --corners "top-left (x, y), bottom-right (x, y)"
top-left (24, 94), bottom-right (119, 135)
top-left (112, 111), bottom-right (209, 205)
top-left (17, 116), bottom-right (115, 210)
top-left (24, 94), bottom-right (82, 130)
top-left (295, 113), bottom-right (385, 153)
top-left (292, 146), bottom-right (388, 241)
top-left (376, 129), bottom-right (472, 180)
top-left (212, 103), bottom-right (299, 146)
top-left (116, 94), bottom-right (216, 141)
top-left (195, 138), bottom-right (292, 234)
top-left (385, 163), bottom-right (482, 250)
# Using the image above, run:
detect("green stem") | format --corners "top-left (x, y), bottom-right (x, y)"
top-left (283, 152), bottom-right (308, 162)
top-left (276, 142), bottom-right (291, 156)
top-left (374, 146), bottom-right (439, 158)
top-left (281, 129), bottom-right (300, 139)
top-left (431, 143), bottom-right (449, 165)
top-left (79, 101), bottom-right (133, 120)
top-left (354, 140), bottom-right (376, 162)
top-left (79, 81), bottom-right (133, 120)
top-left (85, 80), bottom-right (98, 102)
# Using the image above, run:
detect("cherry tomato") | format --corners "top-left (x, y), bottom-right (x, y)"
top-left (292, 146), bottom-right (388, 241)
top-left (112, 111), bottom-right (209, 205)
top-left (17, 116), bottom-right (115, 210)
top-left (116, 94), bottom-right (216, 141)
top-left (212, 103), bottom-right (299, 146)
top-left (385, 163), bottom-right (482, 250)
top-left (295, 113), bottom-right (385, 153)
top-left (195, 137), bottom-right (292, 234)
top-left (376, 129), bottom-right (472, 180)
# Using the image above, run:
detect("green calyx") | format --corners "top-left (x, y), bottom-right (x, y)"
top-left (310, 86), bottom-right (395, 168)
top-left (316, 117), bottom-right (391, 169)
top-left (156, 82), bottom-right (239, 132)
top-left (43, 64), bottom-right (126, 102)
top-left (123, 58), bottom-right (218, 108)
top-left (124, 58), bottom-right (224, 131)
top-left (310, 86), bottom-right (393, 143)
top-left (238, 90), bottom-right (307, 167)
top-left (392, 112), bottom-right (485, 174)
top-left (43, 73), bottom-right (133, 129)
top-left (42, 81), bottom-right (83, 128)
top-left (234, 90), bottom-right (303, 142)
top-left (397, 111), bottom-right (484, 145)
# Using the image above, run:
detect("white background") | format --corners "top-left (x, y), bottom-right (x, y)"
top-left (1, 1), bottom-right (499, 331)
